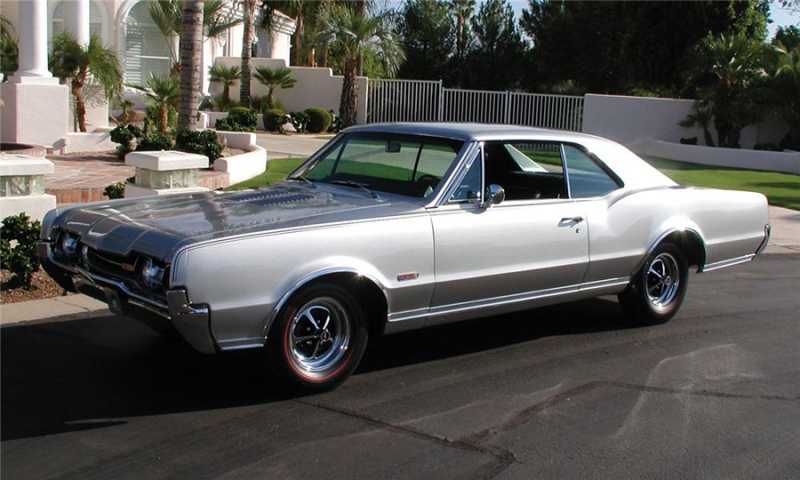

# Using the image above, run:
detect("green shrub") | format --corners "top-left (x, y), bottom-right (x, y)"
top-left (289, 111), bottom-right (310, 133)
top-left (176, 129), bottom-right (224, 161)
top-left (216, 109), bottom-right (257, 132)
top-left (264, 108), bottom-right (288, 133)
top-left (104, 176), bottom-right (135, 199)
top-left (110, 124), bottom-right (143, 159)
top-left (136, 132), bottom-right (173, 151)
top-left (305, 107), bottom-right (332, 134)
top-left (1, 213), bottom-right (42, 289)
top-left (327, 109), bottom-right (343, 133)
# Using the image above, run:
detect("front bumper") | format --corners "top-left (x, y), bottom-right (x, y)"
top-left (38, 241), bottom-right (217, 354)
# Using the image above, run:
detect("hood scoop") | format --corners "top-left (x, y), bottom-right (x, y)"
top-left (227, 190), bottom-right (315, 207)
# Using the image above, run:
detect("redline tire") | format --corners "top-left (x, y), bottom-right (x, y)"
top-left (266, 283), bottom-right (368, 393)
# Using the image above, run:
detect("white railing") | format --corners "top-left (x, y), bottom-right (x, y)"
top-left (366, 79), bottom-right (584, 131)
top-left (367, 79), bottom-right (442, 123)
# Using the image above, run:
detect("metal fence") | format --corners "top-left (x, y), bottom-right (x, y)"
top-left (366, 79), bottom-right (584, 131)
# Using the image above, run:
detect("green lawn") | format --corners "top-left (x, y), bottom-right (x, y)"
top-left (642, 156), bottom-right (800, 210)
top-left (228, 155), bottom-right (800, 211)
top-left (225, 157), bottom-right (306, 190)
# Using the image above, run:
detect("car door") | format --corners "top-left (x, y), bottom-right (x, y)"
top-left (427, 141), bottom-right (589, 325)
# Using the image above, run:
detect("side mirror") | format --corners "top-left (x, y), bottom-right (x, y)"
top-left (482, 184), bottom-right (505, 208)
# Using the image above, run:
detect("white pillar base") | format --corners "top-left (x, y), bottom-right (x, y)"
top-left (124, 184), bottom-right (210, 198)
top-left (0, 83), bottom-right (70, 147)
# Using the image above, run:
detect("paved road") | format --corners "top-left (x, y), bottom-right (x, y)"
top-left (2, 254), bottom-right (799, 479)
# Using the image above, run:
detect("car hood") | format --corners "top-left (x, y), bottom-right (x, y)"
top-left (46, 183), bottom-right (423, 261)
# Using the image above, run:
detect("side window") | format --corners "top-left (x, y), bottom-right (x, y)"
top-left (562, 145), bottom-right (620, 198)
top-left (449, 152), bottom-right (482, 202)
top-left (484, 141), bottom-right (567, 201)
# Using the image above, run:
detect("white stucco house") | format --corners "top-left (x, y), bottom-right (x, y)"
top-left (0, 0), bottom-right (296, 148)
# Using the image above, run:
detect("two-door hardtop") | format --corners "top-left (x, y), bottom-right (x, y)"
top-left (39, 123), bottom-right (771, 392)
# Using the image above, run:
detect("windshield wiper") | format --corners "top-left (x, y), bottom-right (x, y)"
top-left (329, 180), bottom-right (379, 198)
top-left (287, 175), bottom-right (314, 186)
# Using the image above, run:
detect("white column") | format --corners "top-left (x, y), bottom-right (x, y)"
top-left (66, 0), bottom-right (91, 47)
top-left (10, 0), bottom-right (58, 83)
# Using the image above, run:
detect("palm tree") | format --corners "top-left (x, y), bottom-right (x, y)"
top-left (686, 33), bottom-right (767, 147)
top-left (148, 0), bottom-right (241, 69)
top-left (131, 74), bottom-right (180, 133)
top-left (49, 32), bottom-right (122, 132)
top-left (178, 0), bottom-right (204, 132)
top-left (316, 4), bottom-right (405, 127)
top-left (679, 102), bottom-right (715, 147)
top-left (770, 43), bottom-right (800, 149)
top-left (239, 0), bottom-right (259, 107)
top-left (253, 66), bottom-right (296, 106)
top-left (208, 64), bottom-right (242, 109)
top-left (0, 14), bottom-right (18, 76)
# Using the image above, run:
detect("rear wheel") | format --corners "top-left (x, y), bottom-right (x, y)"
top-left (266, 283), bottom-right (368, 393)
top-left (618, 242), bottom-right (689, 325)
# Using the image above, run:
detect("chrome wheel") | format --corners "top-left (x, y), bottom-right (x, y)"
top-left (287, 297), bottom-right (351, 378)
top-left (646, 252), bottom-right (681, 312)
top-left (618, 242), bottom-right (689, 326)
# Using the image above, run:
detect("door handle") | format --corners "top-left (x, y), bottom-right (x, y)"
top-left (559, 217), bottom-right (584, 227)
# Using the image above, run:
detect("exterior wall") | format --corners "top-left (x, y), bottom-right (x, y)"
top-left (630, 140), bottom-right (800, 175)
top-left (583, 94), bottom-right (788, 149)
top-left (1, 82), bottom-right (70, 147)
top-left (210, 57), bottom-right (369, 124)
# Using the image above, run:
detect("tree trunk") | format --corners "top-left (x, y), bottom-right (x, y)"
top-left (339, 57), bottom-right (358, 128)
top-left (240, 0), bottom-right (256, 108)
top-left (72, 81), bottom-right (87, 133)
top-left (178, 0), bottom-right (204, 132)
top-left (355, 0), bottom-right (366, 76)
top-left (293, 9), bottom-right (304, 67)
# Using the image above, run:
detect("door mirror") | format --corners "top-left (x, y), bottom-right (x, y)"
top-left (483, 184), bottom-right (505, 208)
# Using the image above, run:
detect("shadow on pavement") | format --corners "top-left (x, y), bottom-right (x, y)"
top-left (1, 297), bottom-right (631, 442)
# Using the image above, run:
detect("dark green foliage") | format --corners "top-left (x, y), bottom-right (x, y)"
top-left (289, 111), bottom-right (310, 133)
top-left (304, 107), bottom-right (332, 134)
top-left (680, 137), bottom-right (698, 145)
top-left (176, 129), bottom-right (224, 161)
top-left (519, 0), bottom-right (769, 94)
top-left (327, 110), bottom-right (343, 133)
top-left (215, 109), bottom-right (257, 132)
top-left (110, 124), bottom-right (144, 158)
top-left (103, 176), bottom-right (134, 199)
top-left (753, 142), bottom-right (781, 151)
top-left (398, 0), bottom-right (455, 82)
top-left (264, 108), bottom-right (289, 133)
top-left (1, 213), bottom-right (41, 289)
top-left (137, 132), bottom-right (173, 151)
top-left (463, 0), bottom-right (526, 91)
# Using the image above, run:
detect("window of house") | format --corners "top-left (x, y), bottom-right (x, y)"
top-left (124, 2), bottom-right (173, 85)
top-left (51, 1), bottom-right (101, 40)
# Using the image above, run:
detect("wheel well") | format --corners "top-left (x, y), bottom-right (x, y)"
top-left (663, 230), bottom-right (706, 270)
top-left (305, 272), bottom-right (389, 339)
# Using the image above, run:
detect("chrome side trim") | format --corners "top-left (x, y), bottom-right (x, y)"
top-left (388, 277), bottom-right (630, 324)
top-left (217, 338), bottom-right (267, 351)
top-left (755, 224), bottom-right (771, 255)
top-left (632, 227), bottom-right (707, 276)
top-left (263, 267), bottom-right (389, 339)
top-left (701, 254), bottom-right (755, 273)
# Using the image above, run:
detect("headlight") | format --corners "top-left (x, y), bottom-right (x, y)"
top-left (136, 256), bottom-right (165, 290)
top-left (58, 231), bottom-right (80, 258)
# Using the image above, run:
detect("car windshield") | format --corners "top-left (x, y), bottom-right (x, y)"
top-left (296, 133), bottom-right (465, 198)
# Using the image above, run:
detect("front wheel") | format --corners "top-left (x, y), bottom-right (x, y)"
top-left (618, 242), bottom-right (689, 326)
top-left (266, 283), bottom-right (368, 394)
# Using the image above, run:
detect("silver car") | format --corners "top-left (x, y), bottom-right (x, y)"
top-left (39, 123), bottom-right (771, 392)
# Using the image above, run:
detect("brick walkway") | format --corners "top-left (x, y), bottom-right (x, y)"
top-left (45, 156), bottom-right (229, 205)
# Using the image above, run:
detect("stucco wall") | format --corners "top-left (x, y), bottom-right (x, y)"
top-left (582, 94), bottom-right (787, 149)
top-left (210, 57), bottom-right (369, 125)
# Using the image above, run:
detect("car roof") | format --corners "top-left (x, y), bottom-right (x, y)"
top-left (344, 122), bottom-right (607, 143)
